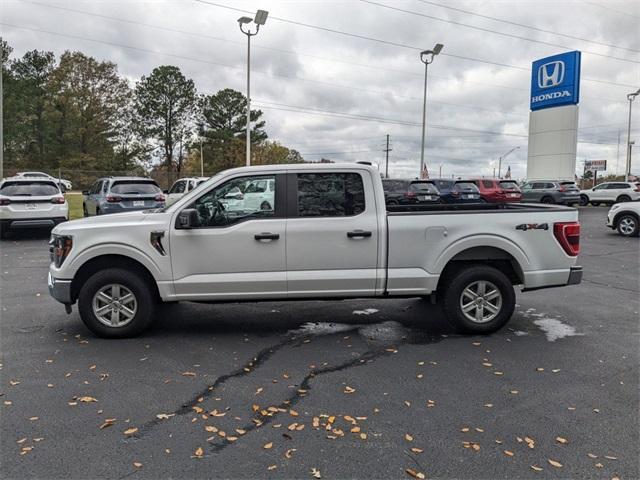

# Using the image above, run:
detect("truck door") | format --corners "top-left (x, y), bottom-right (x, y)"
top-left (285, 171), bottom-right (379, 297)
top-left (169, 173), bottom-right (287, 300)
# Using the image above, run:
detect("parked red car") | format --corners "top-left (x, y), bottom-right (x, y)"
top-left (471, 179), bottom-right (522, 203)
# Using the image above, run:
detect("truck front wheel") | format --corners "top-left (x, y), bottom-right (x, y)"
top-left (78, 268), bottom-right (156, 338)
top-left (442, 265), bottom-right (515, 334)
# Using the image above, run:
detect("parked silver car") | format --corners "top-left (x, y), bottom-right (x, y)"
top-left (83, 177), bottom-right (165, 216)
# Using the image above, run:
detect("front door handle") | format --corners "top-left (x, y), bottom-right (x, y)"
top-left (255, 233), bottom-right (280, 241)
top-left (347, 230), bottom-right (372, 238)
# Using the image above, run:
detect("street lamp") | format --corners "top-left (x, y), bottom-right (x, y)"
top-left (498, 146), bottom-right (520, 178)
top-left (419, 43), bottom-right (443, 178)
top-left (238, 9), bottom-right (268, 167)
top-left (625, 88), bottom-right (640, 180)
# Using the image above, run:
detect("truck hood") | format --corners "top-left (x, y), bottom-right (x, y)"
top-left (52, 210), bottom-right (166, 235)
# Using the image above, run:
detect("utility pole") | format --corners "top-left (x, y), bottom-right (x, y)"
top-left (439, 164), bottom-right (442, 178)
top-left (383, 134), bottom-right (392, 178)
top-left (200, 138), bottom-right (204, 177)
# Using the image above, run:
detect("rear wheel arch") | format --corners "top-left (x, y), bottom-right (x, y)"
top-left (616, 195), bottom-right (631, 203)
top-left (71, 254), bottom-right (160, 303)
top-left (613, 210), bottom-right (639, 227)
top-left (436, 246), bottom-right (524, 293)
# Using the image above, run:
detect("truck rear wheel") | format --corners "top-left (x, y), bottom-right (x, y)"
top-left (442, 265), bottom-right (515, 334)
top-left (78, 268), bottom-right (156, 338)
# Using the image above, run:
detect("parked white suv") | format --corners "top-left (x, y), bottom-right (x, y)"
top-left (580, 182), bottom-right (640, 206)
top-left (165, 177), bottom-right (208, 206)
top-left (0, 177), bottom-right (68, 238)
top-left (607, 201), bottom-right (640, 237)
top-left (48, 163), bottom-right (582, 338)
top-left (16, 171), bottom-right (73, 191)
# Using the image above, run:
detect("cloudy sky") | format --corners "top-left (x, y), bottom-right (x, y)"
top-left (2, 0), bottom-right (640, 179)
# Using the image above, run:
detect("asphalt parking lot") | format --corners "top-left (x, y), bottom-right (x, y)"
top-left (1, 206), bottom-right (638, 480)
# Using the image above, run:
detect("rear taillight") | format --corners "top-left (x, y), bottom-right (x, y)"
top-left (51, 196), bottom-right (65, 204)
top-left (154, 194), bottom-right (165, 202)
top-left (0, 198), bottom-right (10, 206)
top-left (634, 185), bottom-right (640, 192)
top-left (554, 222), bottom-right (580, 256)
top-left (404, 191), bottom-right (416, 198)
top-left (106, 195), bottom-right (122, 203)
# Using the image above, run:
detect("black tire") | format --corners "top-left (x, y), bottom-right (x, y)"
top-left (616, 214), bottom-right (639, 237)
top-left (260, 201), bottom-right (272, 211)
top-left (541, 196), bottom-right (554, 204)
top-left (441, 265), bottom-right (516, 334)
top-left (0, 223), bottom-right (9, 240)
top-left (579, 195), bottom-right (589, 206)
top-left (616, 195), bottom-right (631, 204)
top-left (591, 202), bottom-right (600, 206)
top-left (78, 268), bottom-right (156, 338)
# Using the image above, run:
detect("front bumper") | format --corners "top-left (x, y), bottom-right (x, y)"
top-left (1, 216), bottom-right (67, 230)
top-left (48, 271), bottom-right (73, 305)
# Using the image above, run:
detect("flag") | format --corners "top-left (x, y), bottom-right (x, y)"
top-left (420, 164), bottom-right (429, 179)
top-left (505, 165), bottom-right (511, 179)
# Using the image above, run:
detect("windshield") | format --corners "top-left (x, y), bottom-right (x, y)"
top-left (0, 181), bottom-right (59, 196)
top-left (499, 181), bottom-right (520, 190)
top-left (454, 182), bottom-right (479, 191)
top-left (111, 181), bottom-right (161, 194)
top-left (560, 182), bottom-right (579, 190)
top-left (409, 182), bottom-right (438, 193)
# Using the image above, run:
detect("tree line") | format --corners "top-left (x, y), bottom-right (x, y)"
top-left (1, 39), bottom-right (304, 188)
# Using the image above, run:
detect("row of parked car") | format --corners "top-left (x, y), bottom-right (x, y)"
top-left (1, 171), bottom-right (639, 238)
top-left (383, 178), bottom-right (640, 206)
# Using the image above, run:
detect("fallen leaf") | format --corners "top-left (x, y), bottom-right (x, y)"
top-left (78, 396), bottom-right (97, 403)
top-left (263, 442), bottom-right (273, 449)
top-left (531, 465), bottom-right (543, 472)
top-left (404, 434), bottom-right (414, 442)
top-left (344, 386), bottom-right (356, 394)
top-left (359, 433), bottom-right (367, 440)
top-left (548, 459), bottom-right (563, 468)
top-left (587, 453), bottom-right (598, 459)
top-left (123, 427), bottom-right (138, 436)
top-left (405, 468), bottom-right (425, 479)
top-left (193, 447), bottom-right (203, 458)
top-left (193, 406), bottom-right (204, 414)
top-left (255, 387), bottom-right (263, 395)
top-left (285, 448), bottom-right (297, 459)
top-left (311, 467), bottom-right (322, 478)
top-left (29, 416), bottom-right (39, 421)
top-left (181, 371), bottom-right (196, 377)
top-left (156, 413), bottom-right (174, 420)
top-left (268, 465), bottom-right (277, 471)
top-left (504, 450), bottom-right (514, 457)
top-left (133, 462), bottom-right (143, 468)
top-left (99, 418), bottom-right (116, 429)
top-left (461, 427), bottom-right (470, 432)
top-left (604, 455), bottom-right (618, 460)
top-left (289, 409), bottom-right (299, 417)
top-left (556, 436), bottom-right (568, 444)
top-left (410, 447), bottom-right (423, 453)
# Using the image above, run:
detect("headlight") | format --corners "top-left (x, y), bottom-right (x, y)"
top-left (49, 234), bottom-right (73, 267)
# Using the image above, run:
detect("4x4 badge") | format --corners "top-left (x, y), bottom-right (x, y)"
top-left (516, 223), bottom-right (549, 231)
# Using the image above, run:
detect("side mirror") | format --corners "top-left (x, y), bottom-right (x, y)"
top-left (82, 190), bottom-right (89, 195)
top-left (176, 209), bottom-right (200, 229)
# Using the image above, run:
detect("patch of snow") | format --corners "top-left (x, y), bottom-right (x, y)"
top-left (513, 331), bottom-right (529, 336)
top-left (533, 318), bottom-right (583, 342)
top-left (352, 308), bottom-right (379, 315)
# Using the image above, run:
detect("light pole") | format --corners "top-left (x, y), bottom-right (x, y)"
top-left (238, 9), bottom-right (268, 167)
top-left (419, 43), bottom-right (443, 178)
top-left (625, 88), bottom-right (640, 180)
top-left (498, 146), bottom-right (520, 178)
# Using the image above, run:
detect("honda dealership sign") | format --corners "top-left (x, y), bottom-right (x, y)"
top-left (527, 51), bottom-right (582, 181)
top-left (530, 51), bottom-right (581, 111)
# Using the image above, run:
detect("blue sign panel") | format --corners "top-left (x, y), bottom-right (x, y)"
top-left (530, 51), bottom-right (581, 111)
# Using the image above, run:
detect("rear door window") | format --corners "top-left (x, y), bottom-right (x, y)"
top-left (111, 181), bottom-right (161, 194)
top-left (0, 181), bottom-right (59, 196)
top-left (170, 180), bottom-right (186, 194)
top-left (482, 180), bottom-right (494, 188)
top-left (297, 173), bottom-right (365, 217)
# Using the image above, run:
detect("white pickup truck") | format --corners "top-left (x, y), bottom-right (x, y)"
top-left (48, 163), bottom-right (582, 338)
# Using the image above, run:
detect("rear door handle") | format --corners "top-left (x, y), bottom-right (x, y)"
top-left (347, 230), bottom-right (372, 238)
top-left (254, 233), bottom-right (280, 241)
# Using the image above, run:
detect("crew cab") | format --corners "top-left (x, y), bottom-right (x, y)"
top-left (48, 163), bottom-right (582, 338)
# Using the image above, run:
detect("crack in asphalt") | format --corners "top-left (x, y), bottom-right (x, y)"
top-left (582, 278), bottom-right (639, 293)
top-left (129, 322), bottom-right (445, 456)
top-left (132, 335), bottom-right (303, 439)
